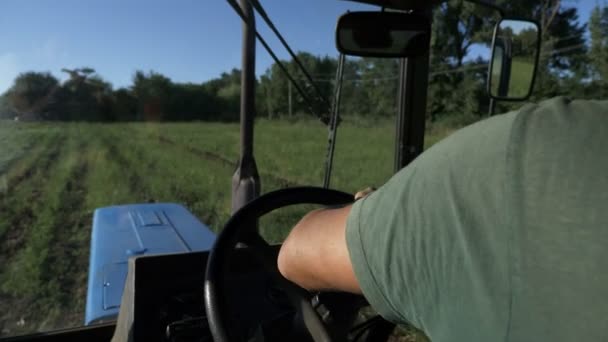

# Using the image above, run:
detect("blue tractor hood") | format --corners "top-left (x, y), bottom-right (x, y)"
top-left (85, 203), bottom-right (216, 325)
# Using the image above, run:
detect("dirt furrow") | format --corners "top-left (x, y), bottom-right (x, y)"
top-left (98, 131), bottom-right (151, 200)
top-left (0, 137), bottom-right (40, 179)
top-left (0, 133), bottom-right (65, 198)
top-left (156, 135), bottom-right (303, 188)
top-left (101, 130), bottom-right (215, 207)
top-left (0, 135), bottom-right (66, 261)
top-left (0, 134), bottom-right (69, 337)
top-left (42, 145), bottom-right (90, 321)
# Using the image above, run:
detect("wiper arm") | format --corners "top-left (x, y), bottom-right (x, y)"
top-left (224, 0), bottom-right (332, 124)
top-left (248, 0), bottom-right (333, 116)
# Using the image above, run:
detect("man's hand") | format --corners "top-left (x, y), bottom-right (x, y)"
top-left (354, 187), bottom-right (375, 201)
top-left (277, 205), bottom-right (362, 294)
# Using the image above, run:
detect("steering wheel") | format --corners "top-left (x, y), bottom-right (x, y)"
top-left (204, 187), bottom-right (355, 342)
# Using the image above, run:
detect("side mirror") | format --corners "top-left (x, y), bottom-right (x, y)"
top-left (488, 18), bottom-right (541, 100)
top-left (335, 11), bottom-right (431, 58)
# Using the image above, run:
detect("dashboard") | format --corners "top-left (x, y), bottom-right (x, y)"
top-left (114, 248), bottom-right (294, 342)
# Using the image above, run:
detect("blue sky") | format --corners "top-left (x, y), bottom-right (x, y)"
top-left (0, 0), bottom-right (597, 93)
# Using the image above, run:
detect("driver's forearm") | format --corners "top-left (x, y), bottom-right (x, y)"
top-left (277, 206), bottom-right (362, 294)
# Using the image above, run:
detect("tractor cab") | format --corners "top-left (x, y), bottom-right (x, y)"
top-left (1, 1), bottom-right (542, 341)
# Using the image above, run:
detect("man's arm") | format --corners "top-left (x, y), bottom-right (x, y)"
top-left (277, 205), bottom-right (362, 294)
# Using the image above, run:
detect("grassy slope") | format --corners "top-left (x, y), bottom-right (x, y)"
top-left (492, 58), bottom-right (535, 98)
top-left (509, 59), bottom-right (535, 97)
top-left (0, 118), bottom-right (464, 338)
top-left (155, 118), bottom-right (398, 192)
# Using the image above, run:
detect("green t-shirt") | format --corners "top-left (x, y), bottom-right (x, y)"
top-left (346, 97), bottom-right (608, 341)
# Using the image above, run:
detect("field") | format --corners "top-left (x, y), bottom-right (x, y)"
top-left (491, 57), bottom-right (535, 98)
top-left (0, 117), bottom-right (464, 338)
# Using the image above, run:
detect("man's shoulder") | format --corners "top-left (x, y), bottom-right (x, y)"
top-left (507, 97), bottom-right (607, 146)
top-left (448, 96), bottom-right (608, 158)
top-left (499, 99), bottom-right (608, 342)
top-left (510, 96), bottom-right (607, 123)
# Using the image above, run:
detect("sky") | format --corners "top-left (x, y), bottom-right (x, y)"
top-left (0, 0), bottom-right (598, 94)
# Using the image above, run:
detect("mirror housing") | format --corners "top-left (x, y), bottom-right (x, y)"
top-left (488, 18), bottom-right (541, 101)
top-left (335, 11), bottom-right (431, 58)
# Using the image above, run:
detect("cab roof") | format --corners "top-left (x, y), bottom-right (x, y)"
top-left (343, 0), bottom-right (442, 10)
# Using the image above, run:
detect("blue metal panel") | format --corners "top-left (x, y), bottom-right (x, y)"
top-left (85, 203), bottom-right (216, 325)
top-left (103, 262), bottom-right (128, 310)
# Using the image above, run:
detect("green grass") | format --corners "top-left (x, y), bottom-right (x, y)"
top-left (491, 57), bottom-right (535, 98)
top-left (0, 123), bottom-right (45, 173)
top-left (509, 59), bottom-right (535, 97)
top-left (151, 118), bottom-right (398, 192)
top-left (0, 118), bottom-right (466, 338)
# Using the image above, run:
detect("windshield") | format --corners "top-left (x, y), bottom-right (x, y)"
top-left (0, 0), bottom-right (601, 339)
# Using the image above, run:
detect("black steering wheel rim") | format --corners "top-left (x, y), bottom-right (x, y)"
top-left (204, 186), bottom-right (354, 342)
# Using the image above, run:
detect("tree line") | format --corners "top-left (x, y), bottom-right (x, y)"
top-left (0, 68), bottom-right (243, 122)
top-left (1, 1), bottom-right (606, 123)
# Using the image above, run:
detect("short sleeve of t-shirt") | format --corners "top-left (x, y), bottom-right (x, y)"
top-left (346, 111), bottom-right (518, 341)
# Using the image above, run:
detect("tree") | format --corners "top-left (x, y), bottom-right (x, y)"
top-left (432, 0), bottom-right (490, 68)
top-left (7, 72), bottom-right (59, 121)
top-left (111, 88), bottom-right (138, 121)
top-left (56, 67), bottom-right (113, 121)
top-left (426, 0), bottom-right (497, 119)
top-left (258, 74), bottom-right (274, 119)
top-left (259, 62), bottom-right (289, 117)
top-left (589, 5), bottom-right (608, 83)
top-left (201, 68), bottom-right (243, 121)
top-left (0, 92), bottom-right (17, 119)
top-left (258, 52), bottom-right (339, 119)
top-left (546, 7), bottom-right (588, 73)
top-left (132, 70), bottom-right (172, 121)
top-left (168, 83), bottom-right (220, 121)
top-left (339, 58), bottom-right (372, 118)
top-left (358, 58), bottom-right (399, 117)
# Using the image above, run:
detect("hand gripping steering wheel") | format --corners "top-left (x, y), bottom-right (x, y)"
top-left (204, 187), bottom-right (355, 342)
